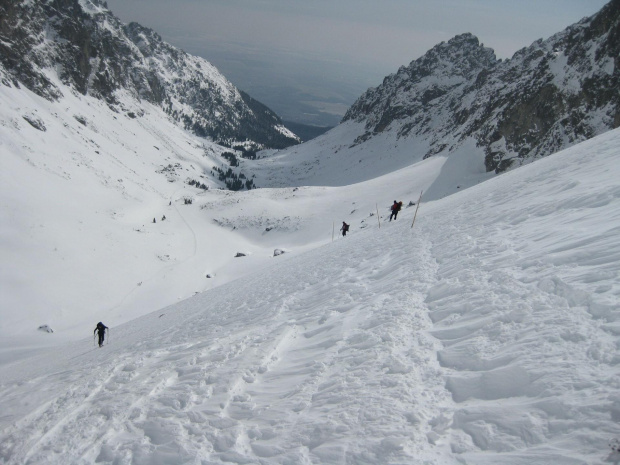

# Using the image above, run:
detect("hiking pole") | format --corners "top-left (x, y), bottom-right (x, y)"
top-left (376, 204), bottom-right (381, 229)
top-left (411, 190), bottom-right (423, 229)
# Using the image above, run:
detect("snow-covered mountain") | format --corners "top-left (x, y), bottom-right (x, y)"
top-left (1, 0), bottom-right (620, 462)
top-left (345, 0), bottom-right (619, 172)
top-left (252, 0), bottom-right (619, 190)
top-left (1, 127), bottom-right (619, 464)
top-left (0, 0), bottom-right (299, 149)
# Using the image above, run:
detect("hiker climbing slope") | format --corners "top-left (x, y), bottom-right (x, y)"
top-left (389, 200), bottom-right (403, 221)
top-left (94, 322), bottom-right (108, 347)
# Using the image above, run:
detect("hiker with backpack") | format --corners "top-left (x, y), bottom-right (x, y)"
top-left (94, 322), bottom-right (108, 347)
top-left (340, 221), bottom-right (350, 237)
top-left (389, 200), bottom-right (403, 221)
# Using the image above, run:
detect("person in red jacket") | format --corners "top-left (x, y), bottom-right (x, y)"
top-left (389, 200), bottom-right (402, 221)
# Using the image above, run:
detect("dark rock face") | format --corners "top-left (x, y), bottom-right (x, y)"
top-left (0, 0), bottom-right (62, 99)
top-left (344, 1), bottom-right (620, 172)
top-left (0, 0), bottom-right (299, 149)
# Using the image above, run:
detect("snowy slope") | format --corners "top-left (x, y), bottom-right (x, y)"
top-left (250, 121), bottom-right (494, 201)
top-left (0, 75), bottom-right (446, 353)
top-left (1, 128), bottom-right (619, 464)
top-left (0, 79), bottom-right (224, 347)
top-left (3, 0), bottom-right (618, 356)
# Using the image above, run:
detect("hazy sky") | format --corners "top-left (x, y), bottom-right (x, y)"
top-left (105, 0), bottom-right (609, 126)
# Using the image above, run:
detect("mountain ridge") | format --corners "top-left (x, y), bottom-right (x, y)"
top-left (0, 0), bottom-right (299, 149)
top-left (342, 0), bottom-right (619, 172)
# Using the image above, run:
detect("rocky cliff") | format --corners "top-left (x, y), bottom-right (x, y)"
top-left (0, 0), bottom-right (299, 149)
top-left (343, 0), bottom-right (619, 172)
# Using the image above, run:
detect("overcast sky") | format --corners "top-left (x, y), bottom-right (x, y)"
top-left (105, 0), bottom-right (609, 126)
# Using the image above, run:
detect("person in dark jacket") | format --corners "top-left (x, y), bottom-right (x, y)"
top-left (389, 200), bottom-right (402, 221)
top-left (94, 322), bottom-right (108, 347)
top-left (340, 222), bottom-right (350, 237)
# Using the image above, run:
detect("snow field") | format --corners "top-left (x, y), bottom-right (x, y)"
top-left (0, 80), bottom-right (290, 345)
top-left (2, 45), bottom-right (620, 464)
top-left (0, 222), bottom-right (455, 464)
top-left (0, 76), bottom-right (447, 348)
top-left (418, 130), bottom-right (620, 463)
top-left (1, 128), bottom-right (619, 463)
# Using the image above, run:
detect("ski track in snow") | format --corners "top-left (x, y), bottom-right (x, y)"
top-left (0, 227), bottom-right (455, 464)
top-left (420, 133), bottom-right (620, 464)
top-left (101, 188), bottom-right (200, 318)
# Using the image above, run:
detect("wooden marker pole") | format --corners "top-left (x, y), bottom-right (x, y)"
top-left (376, 204), bottom-right (381, 229)
top-left (332, 222), bottom-right (335, 242)
top-left (411, 190), bottom-right (423, 229)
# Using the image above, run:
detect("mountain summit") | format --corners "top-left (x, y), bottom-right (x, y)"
top-left (343, 0), bottom-right (619, 172)
top-left (343, 33), bottom-right (498, 149)
top-left (0, 0), bottom-right (299, 148)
